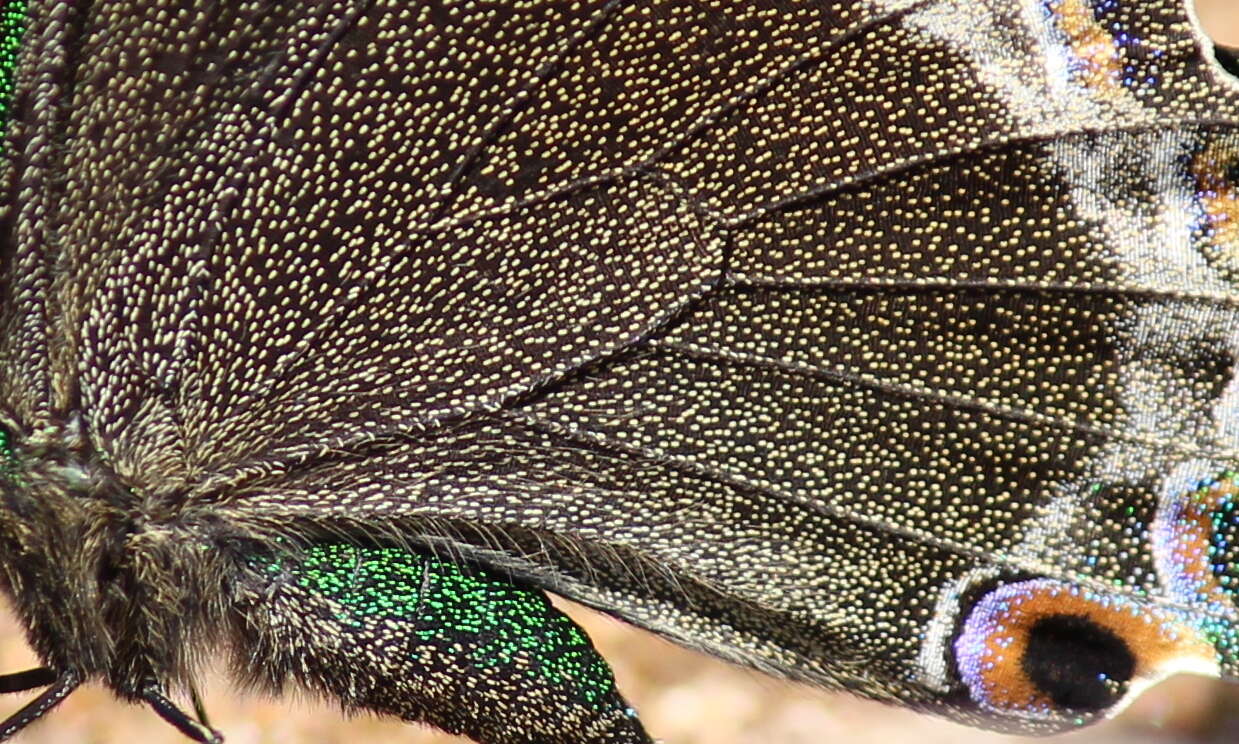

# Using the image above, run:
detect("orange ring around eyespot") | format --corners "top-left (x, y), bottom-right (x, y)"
top-left (955, 579), bottom-right (1216, 718)
top-left (1190, 141), bottom-right (1239, 257)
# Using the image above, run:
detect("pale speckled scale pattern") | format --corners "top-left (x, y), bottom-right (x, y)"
top-left (4, 0), bottom-right (1239, 742)
top-left (75, 0), bottom-right (727, 489)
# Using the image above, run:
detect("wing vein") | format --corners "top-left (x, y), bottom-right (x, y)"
top-left (501, 410), bottom-right (1239, 629)
top-left (649, 337), bottom-right (1235, 460)
top-left (725, 276), bottom-right (1239, 308)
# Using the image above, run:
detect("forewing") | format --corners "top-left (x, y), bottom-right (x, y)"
top-left (30, 0), bottom-right (717, 489)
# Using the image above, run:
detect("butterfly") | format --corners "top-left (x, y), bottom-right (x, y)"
top-left (0, 0), bottom-right (1238, 742)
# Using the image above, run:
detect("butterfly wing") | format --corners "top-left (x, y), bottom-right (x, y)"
top-left (10, 0), bottom-right (1239, 739)
top-left (45, 0), bottom-right (729, 489)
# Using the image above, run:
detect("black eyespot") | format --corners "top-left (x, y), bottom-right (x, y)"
top-left (1021, 614), bottom-right (1134, 712)
top-left (1216, 44), bottom-right (1239, 80)
top-left (955, 578), bottom-right (1216, 725)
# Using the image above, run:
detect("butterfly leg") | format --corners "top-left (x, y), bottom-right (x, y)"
top-left (140, 682), bottom-right (222, 744)
top-left (188, 682), bottom-right (213, 731)
top-left (0, 667), bottom-right (55, 693)
top-left (0, 669), bottom-right (80, 741)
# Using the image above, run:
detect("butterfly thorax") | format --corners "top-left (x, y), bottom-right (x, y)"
top-left (0, 421), bottom-right (230, 697)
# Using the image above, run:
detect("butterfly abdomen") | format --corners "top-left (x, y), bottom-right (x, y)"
top-left (230, 542), bottom-right (646, 744)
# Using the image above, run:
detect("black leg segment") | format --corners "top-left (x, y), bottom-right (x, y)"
top-left (0, 668), bottom-right (56, 694)
top-left (0, 670), bottom-right (81, 741)
top-left (140, 682), bottom-right (223, 744)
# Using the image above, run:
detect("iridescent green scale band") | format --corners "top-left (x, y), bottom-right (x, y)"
top-left (0, 0), bottom-right (23, 147)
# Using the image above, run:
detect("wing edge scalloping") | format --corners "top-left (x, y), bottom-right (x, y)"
top-left (1186, 0), bottom-right (1239, 91)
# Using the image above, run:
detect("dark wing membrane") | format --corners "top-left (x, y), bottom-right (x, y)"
top-left (63, 0), bottom-right (847, 488)
top-left (36, 0), bottom-right (724, 487)
top-left (22, 0), bottom-right (1239, 731)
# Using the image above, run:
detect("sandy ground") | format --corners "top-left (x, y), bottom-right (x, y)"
top-left (5, 2), bottom-right (1239, 743)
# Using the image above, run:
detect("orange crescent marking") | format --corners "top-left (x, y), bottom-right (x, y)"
top-left (1191, 142), bottom-right (1239, 259)
top-left (1047, 0), bottom-right (1128, 98)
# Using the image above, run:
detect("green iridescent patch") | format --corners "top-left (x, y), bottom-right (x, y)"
top-left (0, 427), bottom-right (17, 483)
top-left (254, 542), bottom-right (622, 709)
top-left (0, 0), bottom-right (24, 147)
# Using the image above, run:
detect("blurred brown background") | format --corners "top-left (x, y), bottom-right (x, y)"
top-left (1199, 0), bottom-right (1239, 45)
top-left (7, 2), bottom-right (1239, 744)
